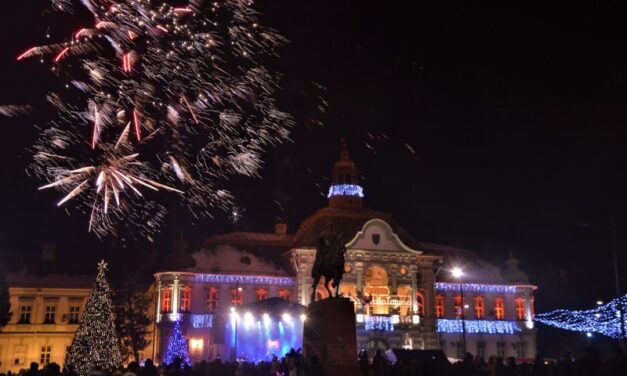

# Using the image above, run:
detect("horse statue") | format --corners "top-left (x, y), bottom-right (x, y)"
top-left (310, 228), bottom-right (347, 302)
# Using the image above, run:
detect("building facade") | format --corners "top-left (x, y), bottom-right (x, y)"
top-left (153, 143), bottom-right (538, 363)
top-left (0, 273), bottom-right (92, 373)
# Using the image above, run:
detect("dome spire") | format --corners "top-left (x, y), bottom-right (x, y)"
top-left (327, 139), bottom-right (364, 209)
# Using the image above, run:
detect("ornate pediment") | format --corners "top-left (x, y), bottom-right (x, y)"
top-left (345, 218), bottom-right (421, 254)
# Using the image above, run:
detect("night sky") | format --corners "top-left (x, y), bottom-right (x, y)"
top-left (2, 1), bottom-right (627, 354)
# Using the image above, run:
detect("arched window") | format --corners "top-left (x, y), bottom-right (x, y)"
top-left (161, 288), bottom-right (172, 313)
top-left (231, 288), bottom-right (244, 306)
top-left (180, 286), bottom-right (192, 312)
top-left (205, 287), bottom-right (218, 312)
top-left (474, 296), bottom-right (485, 319)
top-left (494, 297), bottom-right (505, 320)
top-left (436, 295), bottom-right (445, 318)
top-left (415, 292), bottom-right (425, 316)
top-left (256, 288), bottom-right (268, 301)
top-left (278, 289), bottom-right (290, 301)
top-left (364, 266), bottom-right (389, 315)
top-left (454, 295), bottom-right (463, 318)
top-left (515, 297), bottom-right (525, 320)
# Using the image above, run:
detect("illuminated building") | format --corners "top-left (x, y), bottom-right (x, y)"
top-left (0, 273), bottom-right (92, 373)
top-left (154, 142), bottom-right (537, 362)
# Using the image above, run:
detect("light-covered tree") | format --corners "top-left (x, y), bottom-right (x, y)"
top-left (66, 260), bottom-right (121, 375)
top-left (163, 320), bottom-right (191, 366)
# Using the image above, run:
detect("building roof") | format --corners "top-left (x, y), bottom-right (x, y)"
top-left (203, 232), bottom-right (294, 248)
top-left (6, 272), bottom-right (93, 289)
top-left (292, 206), bottom-right (420, 249)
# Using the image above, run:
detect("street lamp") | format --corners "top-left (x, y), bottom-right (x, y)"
top-left (452, 267), bottom-right (466, 355)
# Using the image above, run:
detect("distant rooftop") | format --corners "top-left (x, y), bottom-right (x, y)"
top-left (6, 272), bottom-right (93, 289)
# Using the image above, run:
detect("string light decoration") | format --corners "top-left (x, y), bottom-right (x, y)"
top-left (435, 283), bottom-right (519, 294)
top-left (164, 320), bottom-right (192, 366)
top-left (436, 319), bottom-right (522, 335)
top-left (191, 314), bottom-right (214, 329)
top-left (327, 184), bottom-right (364, 198)
top-left (194, 273), bottom-right (294, 286)
top-left (534, 295), bottom-right (627, 338)
top-left (364, 315), bottom-right (394, 332)
top-left (66, 260), bottom-right (121, 376)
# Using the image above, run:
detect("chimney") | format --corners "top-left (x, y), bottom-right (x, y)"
top-left (275, 223), bottom-right (288, 235)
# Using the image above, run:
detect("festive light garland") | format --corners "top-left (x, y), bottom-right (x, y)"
top-left (534, 295), bottom-right (627, 338)
top-left (164, 320), bottom-right (192, 366)
top-left (364, 315), bottom-right (395, 332)
top-left (191, 314), bottom-right (214, 329)
top-left (435, 283), bottom-right (519, 294)
top-left (194, 273), bottom-right (294, 286)
top-left (327, 184), bottom-right (365, 198)
top-left (436, 319), bottom-right (522, 334)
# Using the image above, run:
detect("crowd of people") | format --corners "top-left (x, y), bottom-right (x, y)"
top-left (1, 345), bottom-right (626, 376)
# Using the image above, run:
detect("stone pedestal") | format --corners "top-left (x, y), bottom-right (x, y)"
top-left (304, 298), bottom-right (359, 376)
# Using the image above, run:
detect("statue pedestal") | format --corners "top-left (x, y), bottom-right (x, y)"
top-left (303, 298), bottom-right (359, 376)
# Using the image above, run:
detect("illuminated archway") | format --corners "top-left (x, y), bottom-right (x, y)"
top-left (364, 265), bottom-right (389, 315)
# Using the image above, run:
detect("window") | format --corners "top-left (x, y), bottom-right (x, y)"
top-left (474, 296), bottom-right (485, 319)
top-left (180, 287), bottom-right (192, 312)
top-left (278, 289), bottom-right (290, 300)
top-left (40, 346), bottom-right (52, 365)
top-left (496, 342), bottom-right (506, 358)
top-left (68, 305), bottom-right (81, 324)
top-left (256, 288), bottom-right (268, 301)
top-left (161, 288), bottom-right (172, 313)
top-left (516, 342), bottom-right (526, 359)
top-left (19, 305), bottom-right (32, 324)
top-left (44, 305), bottom-right (56, 324)
top-left (455, 341), bottom-right (464, 359)
top-left (515, 297), bottom-right (525, 321)
top-left (205, 287), bottom-right (218, 312)
top-left (454, 295), bottom-right (463, 318)
top-left (231, 288), bottom-right (243, 306)
top-left (13, 345), bottom-right (27, 366)
top-left (415, 292), bottom-right (425, 316)
top-left (436, 295), bottom-right (445, 318)
top-left (477, 341), bottom-right (486, 360)
top-left (494, 297), bottom-right (505, 320)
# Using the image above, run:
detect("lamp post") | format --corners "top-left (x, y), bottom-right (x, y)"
top-left (452, 267), bottom-right (466, 355)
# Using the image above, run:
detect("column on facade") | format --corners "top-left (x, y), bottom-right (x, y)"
top-left (420, 263), bottom-right (434, 317)
top-left (523, 289), bottom-right (533, 327)
top-left (156, 280), bottom-right (162, 323)
top-left (355, 262), bottom-right (364, 297)
top-left (172, 275), bottom-right (180, 315)
top-left (410, 266), bottom-right (418, 314)
top-left (390, 265), bottom-right (398, 295)
top-left (300, 259), bottom-right (309, 305)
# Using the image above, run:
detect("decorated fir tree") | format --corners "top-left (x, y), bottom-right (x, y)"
top-left (163, 320), bottom-right (191, 366)
top-left (66, 260), bottom-right (121, 375)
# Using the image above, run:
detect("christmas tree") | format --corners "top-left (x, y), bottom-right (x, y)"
top-left (163, 320), bottom-right (191, 366)
top-left (66, 260), bottom-right (121, 376)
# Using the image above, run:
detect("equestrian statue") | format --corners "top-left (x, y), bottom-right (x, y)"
top-left (310, 225), bottom-right (347, 302)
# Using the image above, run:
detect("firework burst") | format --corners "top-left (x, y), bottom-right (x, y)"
top-left (21, 0), bottom-right (294, 238)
